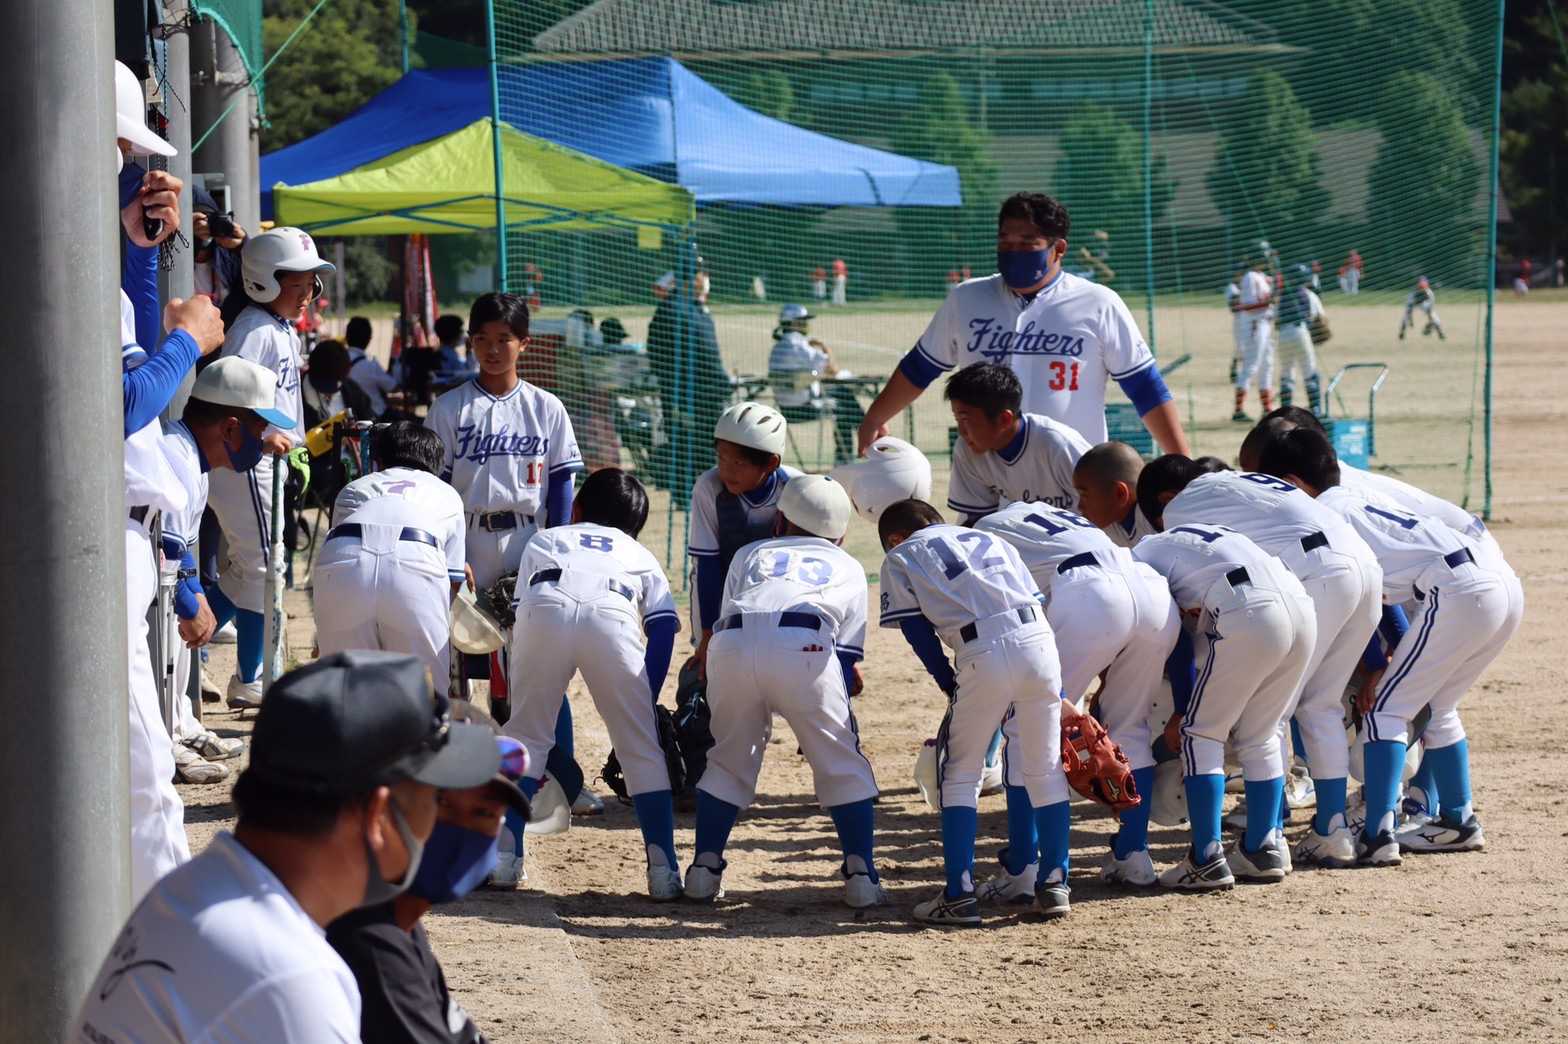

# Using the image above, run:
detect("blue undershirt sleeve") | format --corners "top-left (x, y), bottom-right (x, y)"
top-left (544, 470), bottom-right (573, 528)
top-left (694, 557), bottom-right (723, 632)
top-left (1363, 604), bottom-right (1411, 672)
top-left (1116, 366), bottom-right (1173, 417)
top-left (898, 615), bottom-right (956, 697)
top-left (1166, 628), bottom-right (1197, 717)
top-left (642, 615), bottom-right (679, 702)
top-left (896, 347), bottom-right (945, 389)
top-left (123, 330), bottom-right (200, 435)
top-left (836, 649), bottom-right (862, 693)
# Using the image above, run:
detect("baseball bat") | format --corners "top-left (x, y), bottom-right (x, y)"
top-left (262, 457), bottom-right (288, 694)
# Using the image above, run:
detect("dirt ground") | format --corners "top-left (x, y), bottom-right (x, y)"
top-left (191, 292), bottom-right (1568, 1042)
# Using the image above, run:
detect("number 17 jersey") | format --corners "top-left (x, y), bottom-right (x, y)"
top-left (878, 524), bottom-right (1043, 649)
top-left (722, 536), bottom-right (867, 659)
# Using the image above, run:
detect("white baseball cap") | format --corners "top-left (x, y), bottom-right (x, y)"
top-left (191, 357), bottom-right (295, 429)
top-left (654, 272), bottom-right (676, 292)
top-left (115, 61), bottom-right (175, 158)
top-left (778, 474), bottom-right (852, 542)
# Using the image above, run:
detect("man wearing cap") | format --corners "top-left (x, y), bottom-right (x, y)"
top-left (73, 652), bottom-right (500, 1042)
top-left (767, 303), bottom-right (865, 464)
top-left (190, 184), bottom-right (247, 305)
top-left (684, 475), bottom-right (886, 909)
top-left (645, 261), bottom-right (730, 497)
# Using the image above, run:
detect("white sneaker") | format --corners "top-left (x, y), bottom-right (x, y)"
top-left (1294, 817), bottom-right (1357, 869)
top-left (1100, 849), bottom-right (1158, 887)
top-left (979, 759), bottom-right (1005, 796)
top-left (186, 730), bottom-right (244, 761)
top-left (974, 851), bottom-right (1037, 905)
top-left (1034, 867), bottom-right (1070, 919)
top-left (912, 889), bottom-right (981, 927)
top-left (1227, 832), bottom-right (1288, 882)
top-left (487, 853), bottom-right (526, 888)
top-left (173, 744), bottom-right (229, 784)
top-left (212, 620), bottom-right (238, 645)
top-left (841, 857), bottom-right (886, 909)
top-left (225, 674), bottom-right (262, 710)
top-left (1397, 815), bottom-right (1485, 854)
top-left (572, 788), bottom-right (605, 816)
top-left (1285, 772), bottom-right (1316, 810)
top-left (683, 857), bottom-right (726, 902)
top-left (1159, 847), bottom-right (1235, 891)
top-left (1345, 791), bottom-right (1367, 835)
top-left (646, 845), bottom-right (683, 901)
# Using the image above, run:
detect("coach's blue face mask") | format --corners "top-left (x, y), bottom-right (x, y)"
top-left (408, 821), bottom-right (499, 904)
top-left (997, 247), bottom-right (1053, 290)
top-left (226, 423), bottom-right (265, 472)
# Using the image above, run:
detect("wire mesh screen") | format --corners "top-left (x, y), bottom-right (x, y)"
top-left (192, 1), bottom-right (265, 106)
top-left (466, 0), bottom-right (1502, 573)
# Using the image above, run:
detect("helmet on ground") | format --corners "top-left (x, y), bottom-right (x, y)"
top-left (1149, 758), bottom-right (1188, 827)
top-left (714, 402), bottom-right (787, 457)
top-left (524, 774), bottom-right (571, 836)
top-left (241, 227), bottom-right (336, 304)
top-left (778, 474), bottom-right (852, 541)
top-left (830, 437), bottom-right (932, 523)
top-left (914, 738), bottom-right (939, 810)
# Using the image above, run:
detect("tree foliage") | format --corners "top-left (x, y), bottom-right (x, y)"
top-left (1500, 7), bottom-right (1568, 258)
top-left (258, 0), bottom-right (407, 152)
top-left (1206, 70), bottom-right (1326, 252)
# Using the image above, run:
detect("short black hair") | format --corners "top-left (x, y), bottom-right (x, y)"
top-left (433, 314), bottom-right (465, 344)
top-left (575, 467), bottom-right (649, 537)
top-left (878, 498), bottom-right (944, 551)
top-left (1256, 427), bottom-right (1340, 492)
top-left (600, 317), bottom-right (627, 345)
top-left (307, 339), bottom-right (352, 392)
top-left (1261, 405), bottom-right (1324, 433)
top-left (232, 769), bottom-right (365, 837)
top-left (997, 192), bottom-right (1070, 240)
top-left (1193, 455), bottom-right (1232, 474)
top-left (182, 396), bottom-right (256, 431)
top-left (346, 316), bottom-right (373, 349)
top-left (1074, 441), bottom-right (1145, 488)
top-left (1135, 454), bottom-right (1204, 526)
top-left (944, 362), bottom-right (1022, 421)
top-left (469, 292), bottom-right (530, 339)
top-left (374, 421), bottom-right (444, 475)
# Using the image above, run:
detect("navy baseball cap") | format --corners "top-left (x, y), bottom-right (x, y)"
top-left (246, 651), bottom-right (498, 795)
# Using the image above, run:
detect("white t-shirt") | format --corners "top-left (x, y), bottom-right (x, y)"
top-left (878, 523), bottom-right (1043, 649)
top-left (1131, 524), bottom-right (1285, 610)
top-left (910, 271), bottom-right (1157, 444)
top-left (345, 348), bottom-right (398, 418)
top-left (222, 304), bottom-right (305, 443)
top-left (721, 536), bottom-right (868, 658)
top-left (71, 832), bottom-right (361, 1043)
top-left (767, 331), bottom-right (829, 408)
top-left (1162, 471), bottom-right (1362, 564)
top-left (975, 502), bottom-right (1117, 585)
top-left (686, 465), bottom-right (802, 561)
top-left (519, 521), bottom-right (678, 629)
top-left (426, 378), bottom-right (582, 519)
top-left (334, 466), bottom-right (467, 583)
top-left (1318, 486), bottom-right (1475, 605)
top-left (948, 413), bottom-right (1090, 517)
top-left (122, 291), bottom-right (190, 519)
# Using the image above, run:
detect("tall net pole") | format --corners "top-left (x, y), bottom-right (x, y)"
top-left (1141, 0), bottom-right (1157, 351)
top-left (486, 0), bottom-right (508, 290)
top-left (1482, 0), bottom-right (1504, 520)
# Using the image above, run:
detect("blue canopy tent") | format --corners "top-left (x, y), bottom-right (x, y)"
top-left (261, 58), bottom-right (962, 216)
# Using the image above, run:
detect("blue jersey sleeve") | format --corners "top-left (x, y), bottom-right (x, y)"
top-left (643, 615), bottom-right (679, 702)
top-left (898, 615), bottom-right (956, 697)
top-left (694, 557), bottom-right (724, 633)
top-left (1166, 628), bottom-right (1197, 717)
top-left (122, 330), bottom-right (199, 435)
top-left (1363, 604), bottom-right (1411, 672)
top-left (896, 347), bottom-right (946, 390)
top-left (1115, 365), bottom-right (1173, 417)
top-left (544, 469), bottom-right (574, 528)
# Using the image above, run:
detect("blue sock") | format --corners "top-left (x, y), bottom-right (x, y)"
top-left (554, 697), bottom-right (575, 759)
top-left (1033, 800), bottom-right (1071, 882)
top-left (545, 742), bottom-right (583, 803)
top-left (827, 798), bottom-right (877, 882)
top-left (1244, 776), bottom-right (1284, 852)
top-left (1290, 718), bottom-right (1307, 760)
top-left (1002, 785), bottom-right (1036, 874)
top-left (1313, 776), bottom-right (1348, 833)
top-left (984, 727), bottom-right (1004, 767)
top-left (518, 776), bottom-right (541, 800)
top-left (1184, 773), bottom-right (1225, 862)
top-left (693, 790), bottom-right (741, 863)
top-left (1363, 740), bottom-right (1408, 837)
top-left (1423, 739), bottom-right (1473, 825)
top-left (1408, 753), bottom-right (1438, 817)
top-left (207, 584), bottom-right (238, 630)
top-left (632, 790), bottom-right (679, 869)
top-left (940, 805), bottom-right (979, 897)
top-left (234, 609), bottom-right (264, 683)
top-left (502, 806), bottom-right (525, 860)
top-left (1114, 766), bottom-right (1156, 858)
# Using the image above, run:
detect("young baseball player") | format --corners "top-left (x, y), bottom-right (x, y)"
top-left (1071, 440), bottom-right (1158, 548)
top-left (506, 469), bottom-right (684, 900)
top-left (1225, 269), bottom-right (1246, 385)
top-left (1255, 428), bottom-right (1521, 864)
top-left (944, 362), bottom-right (1091, 522)
top-left (1142, 456), bottom-right (1381, 856)
top-left (1128, 512), bottom-right (1317, 888)
top-left (1232, 251), bottom-right (1275, 422)
top-left (313, 422), bottom-right (466, 686)
top-left (206, 227), bottom-right (335, 708)
top-left (686, 402), bottom-right (801, 675)
top-left (976, 501), bottom-right (1183, 888)
top-left (684, 476), bottom-right (884, 910)
top-left (1275, 264), bottom-right (1324, 414)
top-left (878, 499), bottom-right (1071, 925)
top-left (1398, 277), bottom-right (1445, 341)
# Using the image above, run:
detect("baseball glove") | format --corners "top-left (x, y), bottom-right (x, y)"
top-left (1061, 707), bottom-right (1141, 812)
top-left (600, 703), bottom-right (686, 805)
top-left (479, 572), bottom-right (519, 631)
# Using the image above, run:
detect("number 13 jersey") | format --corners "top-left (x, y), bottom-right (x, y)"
top-left (722, 536), bottom-right (867, 659)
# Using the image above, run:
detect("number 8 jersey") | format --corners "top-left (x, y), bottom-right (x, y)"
top-left (723, 536), bottom-right (868, 661)
top-left (878, 523), bottom-right (1043, 649)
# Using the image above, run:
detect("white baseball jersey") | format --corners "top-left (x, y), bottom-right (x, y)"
top-left (1318, 486), bottom-right (1475, 605)
top-left (158, 420), bottom-right (208, 551)
top-left (1337, 462), bottom-right (1481, 539)
top-left (72, 833), bottom-right (362, 1042)
top-left (1163, 471), bottom-right (1362, 565)
top-left (222, 304), bottom-right (305, 443)
top-left (909, 271), bottom-right (1156, 443)
top-left (974, 501), bottom-right (1114, 580)
top-left (427, 378), bottom-right (582, 518)
top-left (687, 465), bottom-right (803, 560)
top-left (122, 292), bottom-right (189, 518)
top-left (1130, 524), bottom-right (1286, 610)
top-left (334, 467), bottom-right (467, 583)
top-left (1239, 269), bottom-right (1272, 318)
top-left (1226, 282), bottom-right (1247, 348)
top-left (767, 331), bottom-right (829, 408)
top-left (518, 522), bottom-right (678, 629)
top-left (947, 413), bottom-right (1090, 517)
top-left (1102, 504), bottom-right (1158, 549)
top-left (722, 536), bottom-right (868, 658)
top-left (878, 523), bottom-right (1042, 649)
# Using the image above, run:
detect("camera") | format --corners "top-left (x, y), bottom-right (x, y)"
top-left (206, 210), bottom-right (237, 241)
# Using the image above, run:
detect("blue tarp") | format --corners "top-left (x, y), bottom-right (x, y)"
top-left (261, 58), bottom-right (961, 218)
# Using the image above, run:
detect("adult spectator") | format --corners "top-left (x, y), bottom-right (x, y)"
top-left (345, 314), bottom-right (400, 418)
top-left (328, 703), bottom-right (528, 1044)
top-left (856, 192), bottom-right (1188, 456)
top-left (767, 303), bottom-right (864, 463)
top-left (191, 185), bottom-right (246, 305)
top-left (646, 262), bottom-right (731, 497)
top-left (73, 652), bottom-right (499, 1041)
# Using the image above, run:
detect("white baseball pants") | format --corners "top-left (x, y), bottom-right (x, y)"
top-left (205, 454), bottom-right (276, 612)
top-left (1277, 322), bottom-right (1320, 389)
top-left (1234, 316), bottom-right (1275, 392)
top-left (466, 518), bottom-right (537, 590)
top-left (507, 581), bottom-right (671, 797)
top-left (313, 524), bottom-right (453, 688)
top-left (701, 612), bottom-right (877, 809)
top-left (940, 614), bottom-right (1065, 810)
top-left (1183, 566), bottom-right (1316, 781)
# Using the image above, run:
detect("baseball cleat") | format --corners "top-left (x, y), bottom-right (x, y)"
top-left (486, 853), bottom-right (526, 889)
top-left (975, 850), bottom-right (1037, 905)
top-left (912, 889), bottom-right (981, 927)
top-left (1227, 834), bottom-right (1288, 882)
top-left (1285, 772), bottom-right (1316, 810)
top-left (1397, 815), bottom-right (1484, 854)
top-left (186, 730), bottom-right (244, 761)
top-left (979, 759), bottom-right (1005, 796)
top-left (1294, 818), bottom-right (1357, 869)
top-left (1159, 847), bottom-right (1235, 892)
top-left (1400, 795), bottom-right (1435, 831)
top-left (683, 858), bottom-right (726, 902)
top-left (841, 861), bottom-right (887, 909)
top-left (646, 846), bottom-right (683, 902)
top-left (1100, 848), bottom-right (1158, 887)
top-left (1033, 868), bottom-right (1070, 919)
top-left (1231, 410), bottom-right (1252, 423)
top-left (572, 788), bottom-right (605, 816)
top-left (1356, 829), bottom-right (1402, 867)
top-left (173, 743), bottom-right (229, 784)
top-left (225, 674), bottom-right (262, 710)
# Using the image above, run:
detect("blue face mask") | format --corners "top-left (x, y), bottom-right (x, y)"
top-left (226, 423), bottom-right (265, 472)
top-left (997, 247), bottom-right (1054, 291)
top-left (408, 821), bottom-right (500, 904)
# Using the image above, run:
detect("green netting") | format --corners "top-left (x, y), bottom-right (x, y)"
top-left (192, 1), bottom-right (264, 108)
top-left (412, 29), bottom-right (487, 69)
top-left (472, 0), bottom-right (1501, 575)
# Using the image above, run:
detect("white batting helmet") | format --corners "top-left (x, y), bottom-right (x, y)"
top-left (778, 474), bottom-right (852, 542)
top-left (1347, 725), bottom-right (1422, 785)
top-left (1149, 758), bottom-right (1188, 827)
top-left (778, 303), bottom-right (813, 324)
top-left (241, 227), bottom-right (336, 304)
top-left (714, 401), bottom-right (787, 457)
top-left (830, 437), bottom-right (932, 523)
top-left (450, 588), bottom-right (506, 655)
top-left (913, 738), bottom-right (939, 810)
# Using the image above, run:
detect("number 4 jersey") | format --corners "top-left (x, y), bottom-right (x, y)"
top-left (722, 536), bottom-right (868, 659)
top-left (517, 522), bottom-right (679, 628)
top-left (878, 523), bottom-right (1043, 649)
